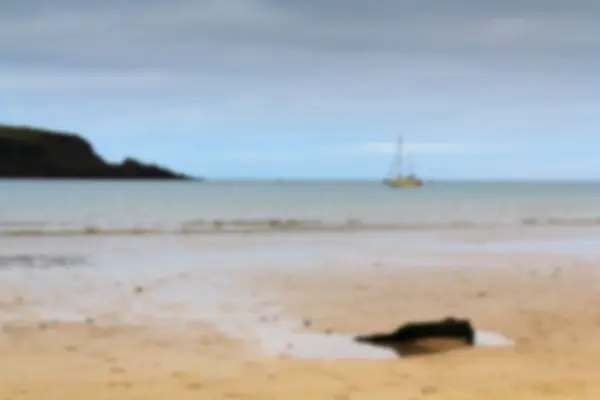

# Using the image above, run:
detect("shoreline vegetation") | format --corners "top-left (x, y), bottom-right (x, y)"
top-left (0, 124), bottom-right (197, 180)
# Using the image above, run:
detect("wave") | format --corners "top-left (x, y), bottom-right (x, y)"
top-left (0, 254), bottom-right (88, 268)
top-left (1, 216), bottom-right (600, 237)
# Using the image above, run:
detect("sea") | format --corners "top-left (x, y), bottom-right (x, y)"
top-left (1, 180), bottom-right (600, 236)
top-left (1, 180), bottom-right (599, 359)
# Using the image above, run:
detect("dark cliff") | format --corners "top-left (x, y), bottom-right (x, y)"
top-left (0, 124), bottom-right (193, 179)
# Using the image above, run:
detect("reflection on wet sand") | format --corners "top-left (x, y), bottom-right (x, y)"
top-left (1, 229), bottom-right (599, 399)
top-left (0, 254), bottom-right (88, 269)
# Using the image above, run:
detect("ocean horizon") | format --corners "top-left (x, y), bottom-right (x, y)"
top-left (3, 178), bottom-right (600, 182)
top-left (1, 180), bottom-right (600, 236)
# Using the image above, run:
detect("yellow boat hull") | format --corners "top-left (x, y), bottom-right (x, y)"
top-left (383, 177), bottom-right (424, 188)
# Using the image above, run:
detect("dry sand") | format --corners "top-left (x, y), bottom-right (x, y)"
top-left (2, 233), bottom-right (600, 399)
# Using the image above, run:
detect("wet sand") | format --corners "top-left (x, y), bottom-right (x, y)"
top-left (1, 228), bottom-right (600, 399)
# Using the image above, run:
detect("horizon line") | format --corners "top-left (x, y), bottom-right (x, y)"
top-left (199, 178), bottom-right (600, 183)
top-left (1, 178), bottom-right (599, 183)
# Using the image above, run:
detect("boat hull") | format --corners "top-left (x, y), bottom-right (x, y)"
top-left (383, 177), bottom-right (424, 188)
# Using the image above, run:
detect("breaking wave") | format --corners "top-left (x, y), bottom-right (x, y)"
top-left (1, 216), bottom-right (600, 237)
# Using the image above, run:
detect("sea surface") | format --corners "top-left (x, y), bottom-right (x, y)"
top-left (1, 180), bottom-right (598, 359)
top-left (1, 180), bottom-right (600, 235)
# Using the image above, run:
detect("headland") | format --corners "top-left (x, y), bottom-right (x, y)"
top-left (0, 124), bottom-right (195, 179)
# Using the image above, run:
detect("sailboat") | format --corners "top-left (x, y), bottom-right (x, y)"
top-left (383, 136), bottom-right (424, 188)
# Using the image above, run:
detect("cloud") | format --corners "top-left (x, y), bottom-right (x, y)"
top-left (221, 150), bottom-right (296, 164)
top-left (1, 0), bottom-right (599, 137)
top-left (3, 0), bottom-right (599, 77)
top-left (336, 141), bottom-right (507, 156)
top-left (0, 69), bottom-right (171, 91)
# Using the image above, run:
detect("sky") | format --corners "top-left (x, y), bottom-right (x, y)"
top-left (1, 0), bottom-right (600, 180)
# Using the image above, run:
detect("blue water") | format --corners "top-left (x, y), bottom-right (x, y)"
top-left (0, 180), bottom-right (599, 234)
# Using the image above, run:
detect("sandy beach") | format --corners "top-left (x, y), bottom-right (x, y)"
top-left (1, 228), bottom-right (600, 399)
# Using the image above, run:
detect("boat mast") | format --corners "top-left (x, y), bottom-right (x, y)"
top-left (395, 136), bottom-right (403, 178)
top-left (384, 135), bottom-right (405, 179)
top-left (406, 152), bottom-right (414, 177)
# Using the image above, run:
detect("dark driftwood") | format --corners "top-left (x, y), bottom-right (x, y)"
top-left (354, 317), bottom-right (475, 357)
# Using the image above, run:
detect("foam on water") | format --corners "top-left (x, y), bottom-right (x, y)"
top-left (137, 267), bottom-right (516, 359)
top-left (0, 234), bottom-right (520, 359)
top-left (261, 330), bottom-right (398, 360)
top-left (474, 331), bottom-right (516, 347)
top-left (443, 235), bottom-right (600, 256)
top-left (251, 325), bottom-right (514, 360)
top-left (477, 238), bottom-right (600, 255)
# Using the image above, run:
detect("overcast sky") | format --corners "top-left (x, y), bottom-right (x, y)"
top-left (1, 0), bottom-right (599, 179)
